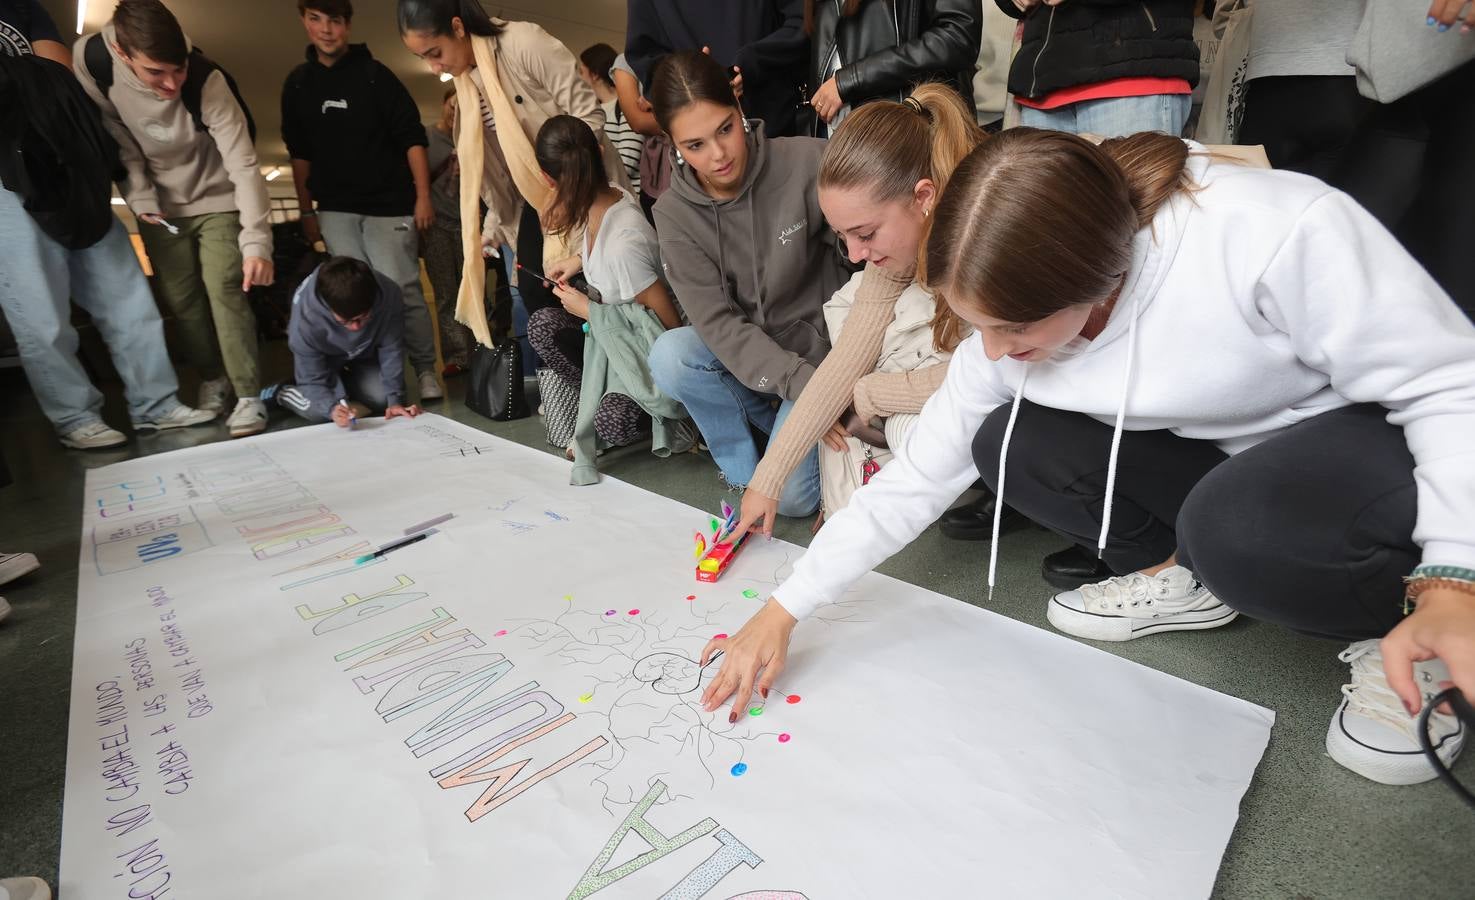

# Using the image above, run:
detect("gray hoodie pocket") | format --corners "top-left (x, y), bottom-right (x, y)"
top-left (774, 320), bottom-right (828, 366)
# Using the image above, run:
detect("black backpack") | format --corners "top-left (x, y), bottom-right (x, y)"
top-left (0, 54), bottom-right (125, 250)
top-left (83, 33), bottom-right (256, 142)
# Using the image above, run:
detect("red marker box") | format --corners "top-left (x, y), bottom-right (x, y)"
top-left (695, 530), bottom-right (750, 583)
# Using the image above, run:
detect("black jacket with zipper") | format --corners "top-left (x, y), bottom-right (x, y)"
top-left (997, 0), bottom-right (1198, 101)
top-left (803, 0), bottom-right (982, 134)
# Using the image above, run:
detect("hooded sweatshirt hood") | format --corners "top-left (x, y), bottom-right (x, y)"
top-left (653, 124), bottom-right (850, 401)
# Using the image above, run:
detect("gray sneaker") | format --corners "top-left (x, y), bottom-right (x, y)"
top-left (134, 403), bottom-right (217, 431)
top-left (0, 876), bottom-right (53, 900)
top-left (59, 421), bottom-right (128, 450)
top-left (0, 552), bottom-right (39, 587)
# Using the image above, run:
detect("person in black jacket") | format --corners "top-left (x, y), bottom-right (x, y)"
top-left (803, 0), bottom-right (982, 137)
top-left (998, 0), bottom-right (1198, 137)
top-left (625, 0), bottom-right (809, 138)
top-left (282, 0), bottom-right (443, 402)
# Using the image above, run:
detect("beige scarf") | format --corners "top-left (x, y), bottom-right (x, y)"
top-left (452, 33), bottom-right (565, 347)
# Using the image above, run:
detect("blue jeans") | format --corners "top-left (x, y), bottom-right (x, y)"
top-left (648, 326), bottom-right (821, 517)
top-left (1020, 93), bottom-right (1192, 138)
top-left (0, 186), bottom-right (183, 432)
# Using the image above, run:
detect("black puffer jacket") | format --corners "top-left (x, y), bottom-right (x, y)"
top-left (997, 0), bottom-right (1198, 100)
top-left (803, 0), bottom-right (982, 135)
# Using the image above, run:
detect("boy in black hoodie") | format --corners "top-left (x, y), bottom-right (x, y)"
top-left (267, 256), bottom-right (422, 427)
top-left (281, 0), bottom-right (443, 403)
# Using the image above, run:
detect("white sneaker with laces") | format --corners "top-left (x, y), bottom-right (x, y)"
top-left (418, 370), bottom-right (444, 401)
top-left (59, 421), bottom-right (128, 450)
top-left (0, 552), bottom-right (39, 587)
top-left (197, 376), bottom-right (232, 415)
top-left (1046, 564), bottom-right (1238, 641)
top-left (134, 403), bottom-right (217, 431)
top-left (226, 397), bottom-right (268, 438)
top-left (1325, 639), bottom-right (1466, 785)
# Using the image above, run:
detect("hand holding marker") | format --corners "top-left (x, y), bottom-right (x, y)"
top-left (338, 398), bottom-right (357, 429)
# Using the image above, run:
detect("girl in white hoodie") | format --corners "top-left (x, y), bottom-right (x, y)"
top-left (701, 128), bottom-right (1475, 789)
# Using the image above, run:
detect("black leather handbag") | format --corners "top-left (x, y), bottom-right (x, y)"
top-left (465, 340), bottom-right (530, 422)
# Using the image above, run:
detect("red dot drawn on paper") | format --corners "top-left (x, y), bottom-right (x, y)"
top-left (627, 609), bottom-right (640, 616)
top-left (778, 733), bottom-right (791, 743)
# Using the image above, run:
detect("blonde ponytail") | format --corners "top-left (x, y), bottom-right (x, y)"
top-left (819, 83), bottom-right (985, 351)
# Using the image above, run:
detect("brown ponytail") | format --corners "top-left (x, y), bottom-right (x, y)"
top-left (819, 83), bottom-right (985, 351)
top-left (535, 115), bottom-right (605, 239)
top-left (926, 128), bottom-right (1194, 327)
top-left (1098, 132), bottom-right (1194, 230)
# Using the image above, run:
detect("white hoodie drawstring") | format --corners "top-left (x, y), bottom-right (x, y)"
top-left (1096, 288), bottom-right (1141, 559)
top-left (987, 366), bottom-right (1030, 604)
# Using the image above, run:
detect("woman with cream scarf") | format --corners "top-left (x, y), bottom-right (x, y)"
top-left (398, 0), bottom-right (630, 349)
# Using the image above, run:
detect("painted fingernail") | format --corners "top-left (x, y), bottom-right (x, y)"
top-left (729, 711), bottom-right (737, 724)
top-left (760, 687), bottom-right (769, 699)
top-left (1438, 23), bottom-right (1449, 31)
top-left (1427, 16), bottom-right (1437, 25)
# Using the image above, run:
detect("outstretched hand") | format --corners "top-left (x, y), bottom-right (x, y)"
top-left (736, 486), bottom-right (780, 541)
top-left (700, 598), bottom-right (797, 722)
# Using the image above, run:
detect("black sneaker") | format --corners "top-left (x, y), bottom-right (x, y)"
top-left (938, 492), bottom-right (1028, 541)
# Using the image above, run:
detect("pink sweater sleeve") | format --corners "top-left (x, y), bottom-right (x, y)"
top-left (747, 263), bottom-right (914, 499)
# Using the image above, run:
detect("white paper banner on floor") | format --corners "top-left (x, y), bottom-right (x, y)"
top-left (62, 414), bottom-right (1273, 899)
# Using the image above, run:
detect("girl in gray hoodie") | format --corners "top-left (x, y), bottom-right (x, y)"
top-left (646, 51), bottom-right (851, 515)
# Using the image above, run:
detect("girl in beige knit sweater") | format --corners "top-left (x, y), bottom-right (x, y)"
top-left (736, 84), bottom-right (983, 538)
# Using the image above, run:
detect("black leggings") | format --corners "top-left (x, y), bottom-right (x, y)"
top-left (973, 403), bottom-right (1417, 641)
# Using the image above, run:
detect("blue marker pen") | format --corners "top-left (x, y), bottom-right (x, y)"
top-left (338, 398), bottom-right (356, 428)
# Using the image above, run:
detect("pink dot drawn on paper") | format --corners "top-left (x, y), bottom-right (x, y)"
top-left (686, 594), bottom-right (696, 601)
top-left (604, 610), bottom-right (616, 616)
top-left (627, 608), bottom-right (641, 616)
top-left (712, 633), bottom-right (728, 640)
top-left (494, 630), bottom-right (507, 637)
top-left (778, 733), bottom-right (791, 743)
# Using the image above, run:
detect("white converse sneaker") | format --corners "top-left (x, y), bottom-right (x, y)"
top-left (197, 377), bottom-right (232, 415)
top-left (133, 403), bottom-right (217, 431)
top-left (1046, 564), bottom-right (1238, 641)
top-left (59, 421), bottom-right (128, 450)
top-left (0, 552), bottom-right (39, 587)
top-left (1325, 639), bottom-right (1466, 785)
top-left (225, 397), bottom-right (268, 438)
top-left (418, 370), bottom-right (444, 401)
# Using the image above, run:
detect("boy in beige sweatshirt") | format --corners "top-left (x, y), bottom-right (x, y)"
top-left (73, 0), bottom-right (274, 438)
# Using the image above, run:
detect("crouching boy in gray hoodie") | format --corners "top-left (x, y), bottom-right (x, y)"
top-left (266, 256), bottom-right (422, 428)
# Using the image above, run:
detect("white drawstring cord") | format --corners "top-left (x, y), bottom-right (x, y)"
top-left (1096, 289), bottom-right (1141, 559)
top-left (987, 367), bottom-right (1030, 604)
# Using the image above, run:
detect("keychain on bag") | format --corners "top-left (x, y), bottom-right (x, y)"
top-left (861, 447), bottom-right (881, 486)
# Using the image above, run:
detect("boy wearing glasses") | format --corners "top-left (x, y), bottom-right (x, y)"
top-left (264, 256), bottom-right (422, 427)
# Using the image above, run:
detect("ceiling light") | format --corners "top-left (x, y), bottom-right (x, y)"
top-left (76, 0), bottom-right (88, 34)
top-left (110, 197), bottom-right (125, 206)
top-left (439, 72), bottom-right (453, 82)
top-left (265, 167), bottom-right (281, 182)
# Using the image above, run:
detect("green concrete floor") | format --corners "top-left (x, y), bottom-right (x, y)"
top-left (1, 361), bottom-right (1471, 898)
